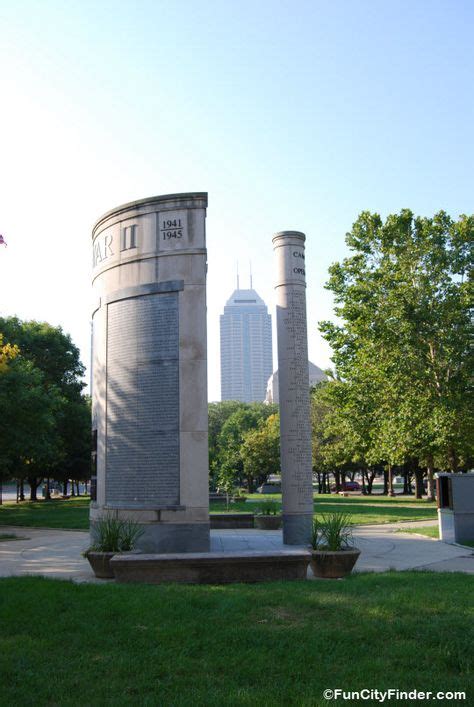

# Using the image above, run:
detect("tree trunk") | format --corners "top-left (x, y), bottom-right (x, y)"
top-left (333, 471), bottom-right (341, 492)
top-left (426, 455), bottom-right (435, 502)
top-left (28, 476), bottom-right (40, 501)
top-left (45, 478), bottom-right (51, 501)
top-left (403, 469), bottom-right (410, 495)
top-left (367, 469), bottom-right (376, 495)
top-left (63, 480), bottom-right (68, 496)
top-left (387, 464), bottom-right (395, 497)
top-left (383, 468), bottom-right (388, 495)
top-left (414, 467), bottom-right (424, 499)
top-left (19, 479), bottom-right (25, 502)
top-left (316, 472), bottom-right (323, 494)
top-left (448, 447), bottom-right (458, 473)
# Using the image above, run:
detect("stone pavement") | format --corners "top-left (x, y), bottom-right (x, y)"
top-left (0, 520), bottom-right (473, 582)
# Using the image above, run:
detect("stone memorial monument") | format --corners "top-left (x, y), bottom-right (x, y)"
top-left (90, 193), bottom-right (210, 553)
top-left (272, 231), bottom-right (314, 545)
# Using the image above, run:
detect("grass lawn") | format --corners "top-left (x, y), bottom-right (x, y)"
top-left (397, 527), bottom-right (474, 548)
top-left (398, 525), bottom-right (440, 539)
top-left (213, 493), bottom-right (438, 525)
top-left (0, 494), bottom-right (437, 530)
top-left (0, 497), bottom-right (90, 529)
top-left (0, 573), bottom-right (471, 706)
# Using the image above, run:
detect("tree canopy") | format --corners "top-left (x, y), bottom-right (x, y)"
top-left (209, 401), bottom-right (278, 492)
top-left (318, 209), bottom-right (473, 496)
top-left (0, 317), bottom-right (91, 500)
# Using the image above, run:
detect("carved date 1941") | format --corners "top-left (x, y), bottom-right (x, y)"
top-left (161, 218), bottom-right (183, 240)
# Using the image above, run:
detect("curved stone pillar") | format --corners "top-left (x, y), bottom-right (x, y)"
top-left (272, 231), bottom-right (314, 545)
top-left (90, 193), bottom-right (210, 552)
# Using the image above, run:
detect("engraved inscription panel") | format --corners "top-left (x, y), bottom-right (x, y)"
top-left (105, 293), bottom-right (180, 507)
top-left (279, 287), bottom-right (313, 513)
top-left (158, 210), bottom-right (188, 251)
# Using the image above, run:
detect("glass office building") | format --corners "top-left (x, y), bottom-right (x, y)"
top-left (220, 288), bottom-right (273, 402)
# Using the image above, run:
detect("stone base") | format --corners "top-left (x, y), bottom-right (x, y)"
top-left (282, 513), bottom-right (313, 545)
top-left (110, 550), bottom-right (311, 584)
top-left (90, 520), bottom-right (210, 554)
top-left (209, 514), bottom-right (254, 529)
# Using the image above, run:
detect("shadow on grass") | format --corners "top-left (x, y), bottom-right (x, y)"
top-left (0, 498), bottom-right (90, 529)
top-left (0, 572), bottom-right (471, 705)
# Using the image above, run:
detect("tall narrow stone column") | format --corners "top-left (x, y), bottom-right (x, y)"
top-left (90, 193), bottom-right (210, 553)
top-left (273, 231), bottom-right (314, 545)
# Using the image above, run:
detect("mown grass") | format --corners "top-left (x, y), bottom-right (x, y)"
top-left (0, 573), bottom-right (471, 706)
top-left (397, 526), bottom-right (474, 547)
top-left (398, 525), bottom-right (440, 539)
top-left (213, 493), bottom-right (438, 525)
top-left (0, 494), bottom-right (437, 530)
top-left (0, 497), bottom-right (90, 529)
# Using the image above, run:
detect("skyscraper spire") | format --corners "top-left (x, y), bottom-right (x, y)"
top-left (236, 261), bottom-right (240, 290)
top-left (249, 260), bottom-right (253, 289)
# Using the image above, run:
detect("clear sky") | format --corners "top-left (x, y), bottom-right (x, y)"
top-left (0, 0), bottom-right (472, 400)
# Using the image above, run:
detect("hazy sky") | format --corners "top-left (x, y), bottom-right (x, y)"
top-left (1, 0), bottom-right (472, 400)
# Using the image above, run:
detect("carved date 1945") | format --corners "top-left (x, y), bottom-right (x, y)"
top-left (161, 218), bottom-right (183, 240)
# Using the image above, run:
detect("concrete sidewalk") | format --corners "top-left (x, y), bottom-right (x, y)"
top-left (353, 521), bottom-right (474, 573)
top-left (0, 521), bottom-right (473, 582)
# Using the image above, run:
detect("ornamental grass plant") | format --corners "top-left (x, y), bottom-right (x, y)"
top-left (311, 512), bottom-right (354, 551)
top-left (86, 514), bottom-right (144, 553)
top-left (255, 499), bottom-right (280, 516)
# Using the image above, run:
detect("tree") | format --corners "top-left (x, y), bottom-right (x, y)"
top-left (0, 318), bottom-right (90, 498)
top-left (215, 403), bottom-right (278, 492)
top-left (0, 336), bottom-right (19, 502)
top-left (320, 209), bottom-right (473, 497)
top-left (0, 334), bottom-right (18, 373)
top-left (0, 317), bottom-right (85, 393)
top-left (208, 401), bottom-right (246, 489)
top-left (240, 413), bottom-right (281, 491)
top-left (0, 357), bottom-right (63, 501)
top-left (52, 394), bottom-right (91, 495)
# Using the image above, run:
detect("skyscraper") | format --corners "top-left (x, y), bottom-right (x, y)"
top-left (220, 287), bottom-right (273, 402)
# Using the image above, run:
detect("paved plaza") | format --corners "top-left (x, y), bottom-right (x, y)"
top-left (0, 520), bottom-right (473, 582)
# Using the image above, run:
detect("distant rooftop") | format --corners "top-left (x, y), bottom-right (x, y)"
top-left (224, 288), bottom-right (266, 307)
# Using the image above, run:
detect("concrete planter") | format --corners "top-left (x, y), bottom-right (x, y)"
top-left (85, 551), bottom-right (116, 579)
top-left (310, 547), bottom-right (360, 579)
top-left (254, 515), bottom-right (283, 530)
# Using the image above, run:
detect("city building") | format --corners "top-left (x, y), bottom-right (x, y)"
top-left (220, 287), bottom-right (273, 402)
top-left (265, 361), bottom-right (327, 404)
